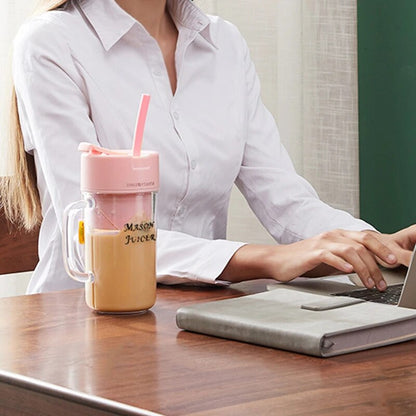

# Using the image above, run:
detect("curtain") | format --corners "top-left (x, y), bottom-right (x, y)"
top-left (195, 0), bottom-right (360, 243)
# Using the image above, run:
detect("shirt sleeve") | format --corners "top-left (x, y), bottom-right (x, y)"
top-left (235, 35), bottom-right (375, 244)
top-left (13, 18), bottom-right (98, 227)
top-left (13, 17), bottom-right (245, 287)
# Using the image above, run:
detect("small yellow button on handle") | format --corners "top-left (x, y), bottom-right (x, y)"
top-left (78, 220), bottom-right (85, 244)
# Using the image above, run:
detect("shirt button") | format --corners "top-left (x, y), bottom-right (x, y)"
top-left (173, 111), bottom-right (179, 120)
top-left (177, 206), bottom-right (184, 215)
top-left (190, 160), bottom-right (197, 170)
top-left (153, 69), bottom-right (162, 76)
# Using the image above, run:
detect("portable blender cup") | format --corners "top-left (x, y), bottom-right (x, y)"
top-left (63, 142), bottom-right (159, 313)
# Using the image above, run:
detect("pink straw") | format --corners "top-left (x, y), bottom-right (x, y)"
top-left (132, 93), bottom-right (151, 156)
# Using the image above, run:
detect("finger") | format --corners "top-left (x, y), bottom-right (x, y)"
top-left (376, 247), bottom-right (413, 268)
top-left (335, 243), bottom-right (387, 291)
top-left (389, 244), bottom-right (414, 267)
top-left (355, 246), bottom-right (387, 291)
top-left (392, 224), bottom-right (416, 249)
top-left (315, 249), bottom-right (354, 274)
top-left (343, 230), bottom-right (397, 266)
top-left (400, 249), bottom-right (414, 267)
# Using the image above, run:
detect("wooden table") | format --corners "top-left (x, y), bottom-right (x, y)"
top-left (1, 280), bottom-right (416, 416)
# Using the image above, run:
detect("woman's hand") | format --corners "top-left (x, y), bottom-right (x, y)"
top-left (219, 228), bottom-right (413, 290)
top-left (366, 225), bottom-right (416, 267)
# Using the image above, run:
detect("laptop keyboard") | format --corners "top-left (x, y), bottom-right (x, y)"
top-left (334, 284), bottom-right (403, 305)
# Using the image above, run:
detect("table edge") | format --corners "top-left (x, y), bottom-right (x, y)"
top-left (0, 369), bottom-right (163, 416)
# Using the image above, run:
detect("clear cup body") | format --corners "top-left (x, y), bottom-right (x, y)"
top-left (64, 191), bottom-right (157, 313)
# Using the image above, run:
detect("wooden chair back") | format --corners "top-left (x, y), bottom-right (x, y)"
top-left (0, 209), bottom-right (39, 275)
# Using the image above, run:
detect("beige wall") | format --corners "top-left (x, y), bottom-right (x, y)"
top-left (0, 1), bottom-right (37, 176)
top-left (196, 0), bottom-right (360, 244)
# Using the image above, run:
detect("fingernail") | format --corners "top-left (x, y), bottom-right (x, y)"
top-left (378, 280), bottom-right (387, 291)
top-left (367, 278), bottom-right (375, 288)
top-left (387, 254), bottom-right (396, 263)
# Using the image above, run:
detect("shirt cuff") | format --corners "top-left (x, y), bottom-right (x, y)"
top-left (156, 233), bottom-right (246, 286)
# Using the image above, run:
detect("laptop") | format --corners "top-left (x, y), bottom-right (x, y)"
top-left (271, 246), bottom-right (416, 310)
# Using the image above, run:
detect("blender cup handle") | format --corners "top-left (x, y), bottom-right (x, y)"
top-left (62, 200), bottom-right (93, 283)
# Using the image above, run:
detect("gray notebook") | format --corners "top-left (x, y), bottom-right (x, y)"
top-left (176, 288), bottom-right (416, 357)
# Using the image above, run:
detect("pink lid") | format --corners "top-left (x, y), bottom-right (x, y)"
top-left (79, 142), bottom-right (159, 193)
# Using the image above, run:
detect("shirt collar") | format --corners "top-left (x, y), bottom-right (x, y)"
top-left (167, 0), bottom-right (216, 48)
top-left (77, 0), bottom-right (217, 51)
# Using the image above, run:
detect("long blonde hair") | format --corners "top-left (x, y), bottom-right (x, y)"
top-left (0, 0), bottom-right (68, 230)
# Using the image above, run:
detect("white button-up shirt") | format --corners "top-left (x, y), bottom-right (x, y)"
top-left (13, 0), bottom-right (372, 293)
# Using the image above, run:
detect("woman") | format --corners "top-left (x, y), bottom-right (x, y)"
top-left (1, 0), bottom-right (415, 294)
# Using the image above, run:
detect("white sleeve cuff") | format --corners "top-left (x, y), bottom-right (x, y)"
top-left (156, 229), bottom-right (246, 285)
